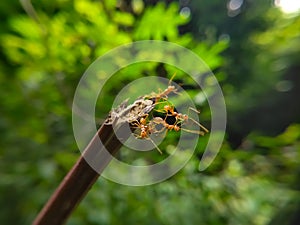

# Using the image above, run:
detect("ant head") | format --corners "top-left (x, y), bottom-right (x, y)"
top-left (163, 104), bottom-right (173, 111)
top-left (174, 125), bottom-right (180, 131)
top-left (179, 114), bottom-right (188, 120)
top-left (140, 117), bottom-right (146, 124)
top-left (168, 85), bottom-right (176, 91)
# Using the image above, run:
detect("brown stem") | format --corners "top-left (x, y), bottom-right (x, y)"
top-left (32, 122), bottom-right (127, 225)
top-left (32, 97), bottom-right (153, 225)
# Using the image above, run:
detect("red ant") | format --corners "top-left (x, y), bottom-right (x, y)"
top-left (156, 104), bottom-right (209, 135)
top-left (145, 73), bottom-right (179, 104)
top-left (131, 116), bottom-right (163, 154)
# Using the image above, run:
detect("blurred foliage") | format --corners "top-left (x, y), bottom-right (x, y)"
top-left (0, 0), bottom-right (300, 225)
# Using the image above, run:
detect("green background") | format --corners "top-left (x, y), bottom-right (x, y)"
top-left (0, 0), bottom-right (300, 224)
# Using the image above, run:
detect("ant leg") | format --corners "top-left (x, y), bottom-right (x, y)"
top-left (151, 117), bottom-right (167, 133)
top-left (187, 117), bottom-right (209, 133)
top-left (168, 72), bottom-right (177, 86)
top-left (187, 106), bottom-right (200, 115)
top-left (180, 128), bottom-right (206, 136)
top-left (168, 72), bottom-right (184, 96)
top-left (130, 121), bottom-right (140, 129)
top-left (147, 137), bottom-right (163, 154)
top-left (186, 107), bottom-right (209, 133)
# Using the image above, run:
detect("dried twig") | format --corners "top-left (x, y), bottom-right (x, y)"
top-left (32, 99), bottom-right (153, 225)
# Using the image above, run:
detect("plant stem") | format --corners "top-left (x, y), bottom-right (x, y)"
top-left (32, 122), bottom-right (126, 225)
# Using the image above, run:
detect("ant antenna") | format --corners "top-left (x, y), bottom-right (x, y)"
top-left (147, 137), bottom-right (163, 154)
top-left (187, 107), bottom-right (209, 133)
top-left (168, 72), bottom-right (177, 86)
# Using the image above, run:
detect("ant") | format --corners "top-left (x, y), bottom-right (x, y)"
top-left (155, 103), bottom-right (209, 136)
top-left (145, 73), bottom-right (179, 104)
top-left (130, 115), bottom-right (163, 154)
top-left (153, 116), bottom-right (181, 132)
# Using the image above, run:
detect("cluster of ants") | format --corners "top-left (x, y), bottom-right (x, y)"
top-left (129, 78), bottom-right (208, 154)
